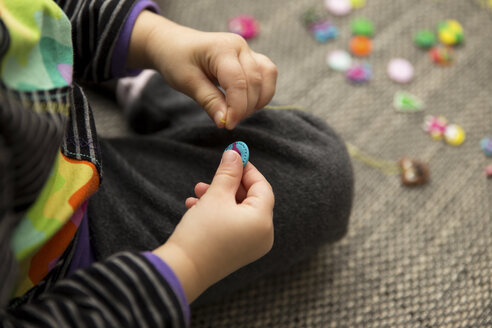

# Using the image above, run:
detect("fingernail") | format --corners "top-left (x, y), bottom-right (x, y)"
top-left (215, 111), bottom-right (226, 128)
top-left (222, 150), bottom-right (238, 163)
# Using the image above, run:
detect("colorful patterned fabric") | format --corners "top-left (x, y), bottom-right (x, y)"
top-left (0, 0), bottom-right (100, 297)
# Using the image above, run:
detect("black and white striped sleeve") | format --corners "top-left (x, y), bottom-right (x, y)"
top-left (1, 252), bottom-right (188, 327)
top-left (55, 0), bottom-right (139, 83)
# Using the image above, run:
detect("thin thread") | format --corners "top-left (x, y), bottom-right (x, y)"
top-left (264, 105), bottom-right (307, 111)
top-left (264, 104), bottom-right (400, 176)
top-left (345, 142), bottom-right (401, 176)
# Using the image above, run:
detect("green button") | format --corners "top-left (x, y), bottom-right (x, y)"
top-left (350, 18), bottom-right (374, 37)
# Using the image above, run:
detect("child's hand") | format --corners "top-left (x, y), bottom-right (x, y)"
top-left (153, 150), bottom-right (275, 302)
top-left (128, 11), bottom-right (277, 129)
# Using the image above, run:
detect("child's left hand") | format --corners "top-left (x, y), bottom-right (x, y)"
top-left (128, 11), bottom-right (278, 130)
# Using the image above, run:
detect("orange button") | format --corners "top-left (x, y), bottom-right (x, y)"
top-left (350, 36), bottom-right (372, 57)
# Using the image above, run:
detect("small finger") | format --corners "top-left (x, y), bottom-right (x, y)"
top-left (194, 182), bottom-right (210, 198)
top-left (185, 197), bottom-right (199, 209)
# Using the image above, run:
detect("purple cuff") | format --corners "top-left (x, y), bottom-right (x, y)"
top-left (111, 0), bottom-right (161, 78)
top-left (142, 252), bottom-right (190, 326)
top-left (67, 209), bottom-right (95, 276)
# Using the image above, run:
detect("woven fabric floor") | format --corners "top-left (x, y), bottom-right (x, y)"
top-left (89, 0), bottom-right (492, 327)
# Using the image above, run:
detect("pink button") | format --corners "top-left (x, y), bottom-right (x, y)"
top-left (387, 58), bottom-right (414, 83)
top-left (228, 15), bottom-right (259, 39)
top-left (325, 0), bottom-right (352, 16)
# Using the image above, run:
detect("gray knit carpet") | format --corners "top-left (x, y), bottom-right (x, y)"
top-left (88, 0), bottom-right (492, 326)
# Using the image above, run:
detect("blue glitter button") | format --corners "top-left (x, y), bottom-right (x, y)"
top-left (224, 141), bottom-right (249, 167)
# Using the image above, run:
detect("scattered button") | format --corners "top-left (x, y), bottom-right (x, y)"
top-left (414, 29), bottom-right (436, 49)
top-left (444, 124), bottom-right (466, 146)
top-left (351, 18), bottom-right (374, 37)
top-left (325, 0), bottom-right (352, 16)
top-left (228, 15), bottom-right (259, 39)
top-left (423, 115), bottom-right (448, 140)
top-left (350, 36), bottom-right (372, 57)
top-left (387, 58), bottom-right (414, 83)
top-left (485, 164), bottom-right (492, 178)
top-left (399, 158), bottom-right (430, 186)
top-left (437, 19), bottom-right (464, 46)
top-left (394, 91), bottom-right (424, 112)
top-left (327, 50), bottom-right (352, 71)
top-left (350, 0), bottom-right (366, 9)
top-left (481, 137), bottom-right (492, 156)
top-left (224, 141), bottom-right (250, 167)
top-left (346, 62), bottom-right (372, 83)
top-left (429, 45), bottom-right (454, 66)
top-left (310, 20), bottom-right (339, 42)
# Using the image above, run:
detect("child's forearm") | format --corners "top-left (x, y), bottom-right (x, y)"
top-left (126, 10), bottom-right (162, 70)
top-left (126, 10), bottom-right (189, 71)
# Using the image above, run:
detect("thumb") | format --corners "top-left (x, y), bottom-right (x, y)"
top-left (209, 150), bottom-right (243, 196)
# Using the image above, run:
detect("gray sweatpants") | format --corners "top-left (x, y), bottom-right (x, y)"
top-left (88, 74), bottom-right (353, 305)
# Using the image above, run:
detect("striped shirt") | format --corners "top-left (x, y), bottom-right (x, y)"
top-left (0, 0), bottom-right (189, 326)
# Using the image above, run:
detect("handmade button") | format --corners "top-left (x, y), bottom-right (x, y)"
top-left (350, 36), bottom-right (372, 57)
top-left (325, 0), bottom-right (351, 16)
top-left (387, 58), bottom-right (414, 83)
top-left (346, 62), bottom-right (372, 83)
top-left (399, 158), bottom-right (430, 186)
top-left (351, 18), bottom-right (374, 37)
top-left (444, 124), bottom-right (466, 146)
top-left (327, 50), bottom-right (352, 71)
top-left (310, 20), bottom-right (339, 42)
top-left (437, 19), bottom-right (464, 46)
top-left (429, 45), bottom-right (454, 66)
top-left (228, 15), bottom-right (259, 39)
top-left (224, 141), bottom-right (249, 167)
top-left (481, 137), bottom-right (492, 156)
top-left (485, 164), bottom-right (492, 178)
top-left (414, 29), bottom-right (436, 49)
top-left (423, 115), bottom-right (447, 140)
top-left (350, 0), bottom-right (366, 9)
top-left (393, 91), bottom-right (423, 112)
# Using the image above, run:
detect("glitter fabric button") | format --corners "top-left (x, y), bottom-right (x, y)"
top-left (228, 15), bottom-right (259, 39)
top-left (423, 115), bottom-right (448, 140)
top-left (346, 62), bottom-right (372, 83)
top-left (350, 36), bottom-right (372, 57)
top-left (224, 141), bottom-right (249, 167)
top-left (351, 18), bottom-right (374, 37)
top-left (437, 19), bottom-right (464, 46)
top-left (394, 91), bottom-right (423, 112)
top-left (327, 50), bottom-right (352, 71)
top-left (310, 20), bottom-right (339, 42)
top-left (387, 58), bottom-right (414, 83)
top-left (444, 124), bottom-right (466, 146)
top-left (399, 158), bottom-right (430, 186)
top-left (350, 0), bottom-right (366, 9)
top-left (429, 45), bottom-right (454, 66)
top-left (325, 0), bottom-right (352, 16)
top-left (481, 137), bottom-right (492, 156)
top-left (414, 29), bottom-right (436, 49)
top-left (485, 164), bottom-right (492, 178)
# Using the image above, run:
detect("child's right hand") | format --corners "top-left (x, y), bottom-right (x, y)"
top-left (153, 150), bottom-right (275, 303)
top-left (128, 11), bottom-right (277, 130)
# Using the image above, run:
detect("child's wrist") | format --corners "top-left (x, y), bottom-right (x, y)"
top-left (127, 10), bottom-right (162, 70)
top-left (153, 240), bottom-right (210, 303)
